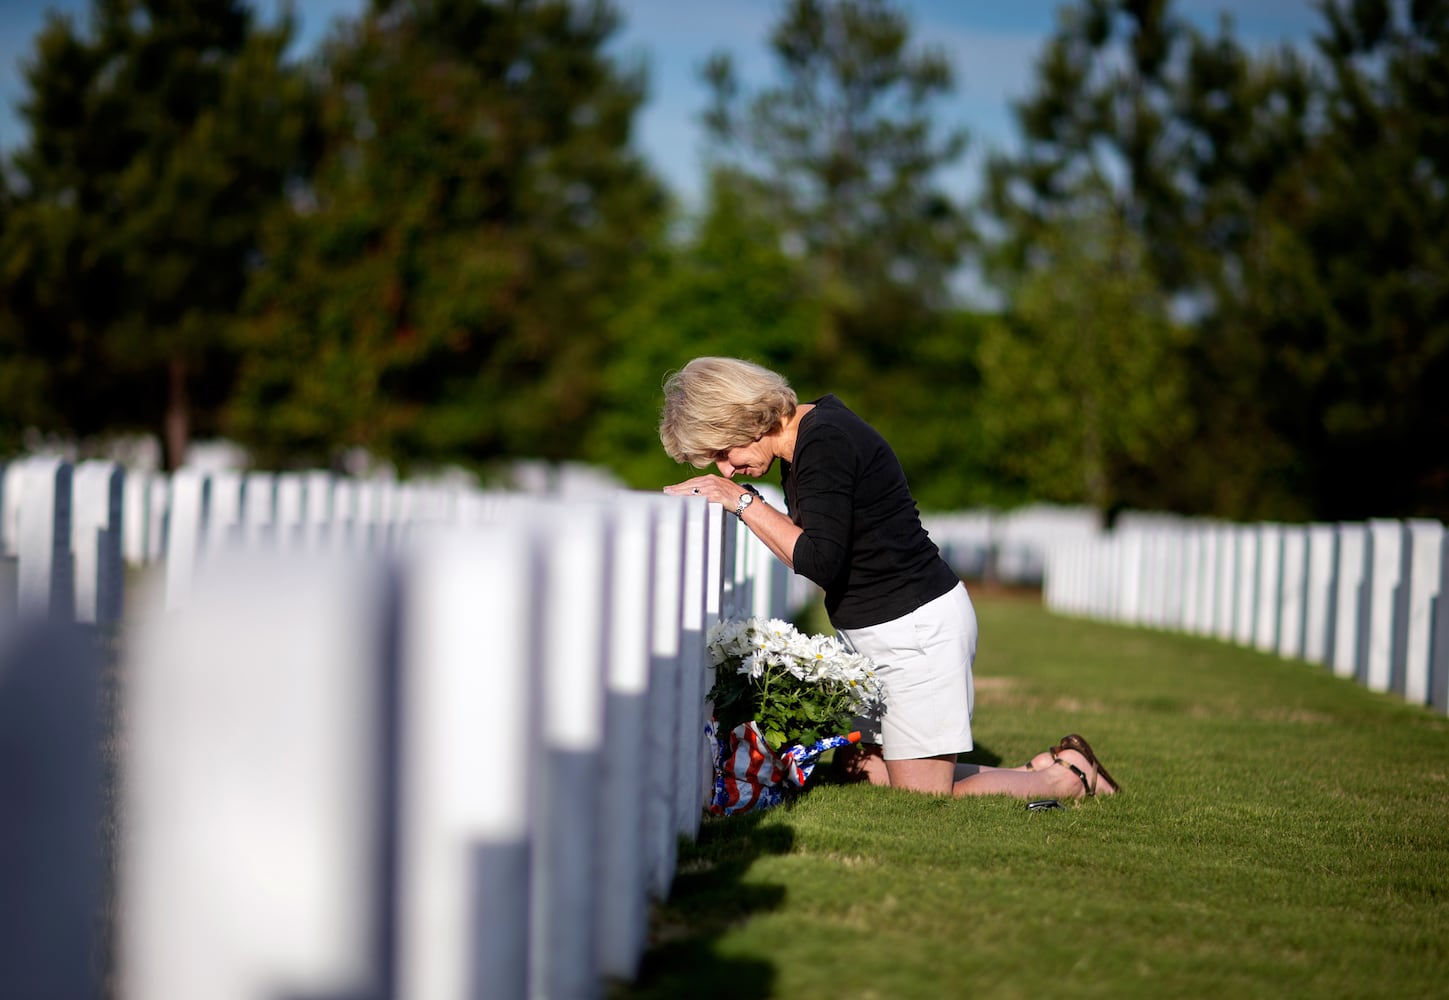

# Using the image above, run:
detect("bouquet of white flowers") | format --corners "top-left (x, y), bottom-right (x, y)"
top-left (706, 616), bottom-right (884, 751)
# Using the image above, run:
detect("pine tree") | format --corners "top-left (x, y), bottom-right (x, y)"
top-left (229, 0), bottom-right (665, 472)
top-left (699, 0), bottom-right (971, 399)
top-left (976, 197), bottom-right (1191, 514)
top-left (0, 0), bottom-right (316, 467)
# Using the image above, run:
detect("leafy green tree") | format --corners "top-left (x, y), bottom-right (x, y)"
top-left (686, 0), bottom-right (994, 508)
top-left (985, 0), bottom-right (1179, 291)
top-left (582, 169), bottom-right (823, 488)
top-left (994, 4), bottom-right (1326, 447)
top-left (977, 200), bottom-right (1191, 514)
top-left (982, 0), bottom-right (1449, 519)
top-left (229, 0), bottom-right (665, 472)
top-left (983, 0), bottom-right (1310, 293)
top-left (699, 0), bottom-right (971, 396)
top-left (0, 0), bottom-right (316, 467)
top-left (1223, 0), bottom-right (1449, 519)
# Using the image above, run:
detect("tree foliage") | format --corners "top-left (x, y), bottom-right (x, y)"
top-left (1224, 0), bottom-right (1449, 519)
top-left (685, 0), bottom-right (995, 507)
top-left (984, 0), bottom-right (1449, 520)
top-left (700, 0), bottom-right (971, 389)
top-left (978, 199), bottom-right (1191, 513)
top-left (582, 169), bottom-right (822, 489)
top-left (2, 0), bottom-right (1444, 522)
top-left (227, 0), bottom-right (665, 472)
top-left (0, 0), bottom-right (316, 467)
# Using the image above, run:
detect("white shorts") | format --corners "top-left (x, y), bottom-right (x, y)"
top-left (836, 582), bottom-right (977, 760)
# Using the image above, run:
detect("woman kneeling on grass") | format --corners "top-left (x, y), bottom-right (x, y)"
top-left (660, 357), bottom-right (1120, 800)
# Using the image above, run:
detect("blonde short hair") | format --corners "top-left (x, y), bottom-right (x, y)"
top-left (659, 357), bottom-right (799, 467)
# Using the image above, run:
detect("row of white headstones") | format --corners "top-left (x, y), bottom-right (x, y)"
top-left (0, 456), bottom-right (797, 1000)
top-left (1041, 514), bottom-right (1449, 714)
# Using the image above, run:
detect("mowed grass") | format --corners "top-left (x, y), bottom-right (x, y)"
top-left (619, 591), bottom-right (1449, 1000)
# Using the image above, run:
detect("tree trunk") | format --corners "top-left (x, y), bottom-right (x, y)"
top-left (164, 355), bottom-right (190, 471)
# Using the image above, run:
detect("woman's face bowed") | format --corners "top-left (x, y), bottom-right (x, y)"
top-left (713, 437), bottom-right (774, 480)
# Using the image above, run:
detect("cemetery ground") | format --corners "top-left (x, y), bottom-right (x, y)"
top-left (621, 590), bottom-right (1449, 999)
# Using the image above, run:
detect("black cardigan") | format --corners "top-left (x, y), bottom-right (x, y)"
top-left (781, 395), bottom-right (959, 629)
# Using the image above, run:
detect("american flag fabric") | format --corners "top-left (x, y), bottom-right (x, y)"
top-left (707, 720), bottom-right (862, 816)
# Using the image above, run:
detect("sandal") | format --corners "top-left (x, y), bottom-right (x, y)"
top-left (1052, 754), bottom-right (1096, 798)
top-left (1022, 745), bottom-right (1099, 797)
top-left (1053, 733), bottom-right (1121, 796)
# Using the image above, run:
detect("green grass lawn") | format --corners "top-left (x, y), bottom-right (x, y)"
top-left (619, 590), bottom-right (1449, 999)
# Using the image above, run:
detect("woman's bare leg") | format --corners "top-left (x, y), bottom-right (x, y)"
top-left (839, 745), bottom-right (1117, 799)
top-left (955, 747), bottom-right (1116, 798)
top-left (955, 744), bottom-right (1093, 781)
top-left (833, 742), bottom-right (892, 786)
top-left (953, 760), bottom-right (1037, 781)
top-left (884, 754), bottom-right (957, 795)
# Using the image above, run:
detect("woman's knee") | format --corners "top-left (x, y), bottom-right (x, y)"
top-left (883, 754), bottom-right (956, 796)
top-left (832, 742), bottom-right (890, 786)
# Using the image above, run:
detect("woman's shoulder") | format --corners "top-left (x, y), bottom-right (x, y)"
top-left (795, 396), bottom-right (876, 469)
top-left (799, 395), bottom-right (853, 440)
top-left (806, 394), bottom-right (881, 439)
top-left (804, 393), bottom-right (853, 424)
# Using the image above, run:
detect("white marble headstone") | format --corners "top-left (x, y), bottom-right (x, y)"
top-left (304, 471), bottom-right (334, 550)
top-left (1181, 526), bottom-right (1203, 635)
top-left (1118, 531), bottom-right (1145, 627)
top-left (1278, 527), bottom-right (1308, 660)
top-left (1196, 524), bottom-right (1221, 637)
top-left (1233, 525), bottom-right (1259, 647)
top-left (646, 497), bottom-right (685, 900)
top-left (1303, 524), bottom-right (1338, 666)
top-left (399, 527), bottom-right (541, 1000)
top-left (1365, 520), bottom-right (1406, 693)
top-left (1433, 532), bottom-right (1449, 714)
top-left (1332, 524), bottom-right (1368, 679)
top-left (596, 496), bottom-right (656, 981)
top-left (274, 473), bottom-right (305, 551)
top-left (1403, 520), bottom-right (1444, 705)
top-left (241, 473), bottom-right (276, 549)
top-left (204, 470), bottom-right (245, 555)
top-left (122, 552), bottom-right (392, 1000)
top-left (17, 459), bottom-right (73, 621)
top-left (676, 497), bottom-right (710, 840)
top-left (145, 477), bottom-right (168, 564)
top-left (163, 469), bottom-right (209, 612)
top-left (1253, 524), bottom-right (1283, 653)
top-left (122, 469), bottom-right (152, 566)
top-left (1214, 524), bottom-right (1238, 643)
top-left (0, 460), bottom-right (21, 558)
top-left (71, 461), bottom-right (124, 624)
top-left (532, 503), bottom-right (610, 1000)
top-left (330, 480), bottom-right (357, 549)
top-left (0, 621), bottom-right (103, 997)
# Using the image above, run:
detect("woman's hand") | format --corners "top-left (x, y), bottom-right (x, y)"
top-left (662, 474), bottom-right (742, 506)
top-left (665, 473), bottom-right (801, 571)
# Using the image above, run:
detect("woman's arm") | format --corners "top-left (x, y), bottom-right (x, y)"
top-left (662, 474), bottom-right (803, 569)
top-left (737, 494), bottom-right (803, 569)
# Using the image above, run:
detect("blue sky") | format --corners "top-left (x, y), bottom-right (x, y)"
top-left (1, 0), bottom-right (1324, 207)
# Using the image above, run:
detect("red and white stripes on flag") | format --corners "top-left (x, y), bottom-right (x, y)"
top-left (707, 721), bottom-right (861, 816)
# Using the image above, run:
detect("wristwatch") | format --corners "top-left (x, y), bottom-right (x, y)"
top-left (734, 484), bottom-right (761, 520)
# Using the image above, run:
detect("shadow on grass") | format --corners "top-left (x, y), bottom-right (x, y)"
top-left (957, 742), bottom-right (1004, 768)
top-left (615, 812), bottom-right (795, 998)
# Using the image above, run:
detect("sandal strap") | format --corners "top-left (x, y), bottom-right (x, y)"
top-left (1060, 759), bottom-right (1093, 796)
top-left (1051, 750), bottom-right (1097, 797)
top-left (1059, 734), bottom-right (1120, 795)
top-left (1062, 759), bottom-right (1094, 796)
